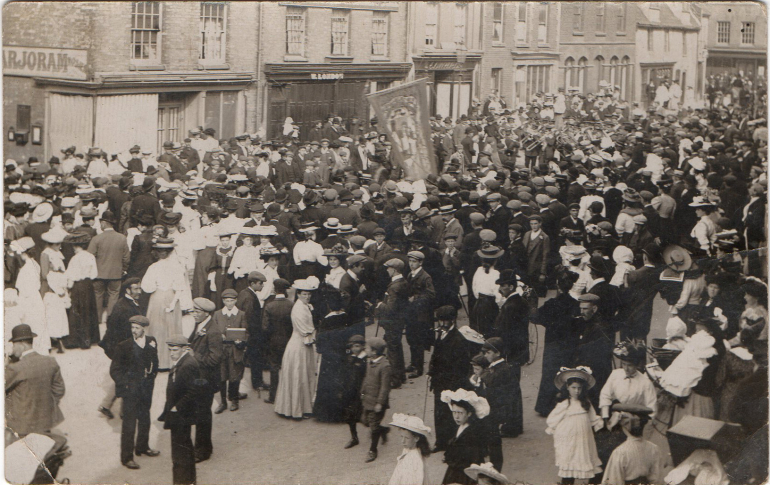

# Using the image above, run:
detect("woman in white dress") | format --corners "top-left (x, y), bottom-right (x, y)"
top-left (274, 276), bottom-right (319, 419)
top-left (63, 231), bottom-right (99, 349)
top-left (387, 413), bottom-right (432, 485)
top-left (12, 237), bottom-right (51, 354)
top-left (141, 237), bottom-right (193, 369)
top-left (43, 272), bottom-right (71, 353)
top-left (40, 227), bottom-right (67, 295)
top-left (257, 246), bottom-right (283, 304)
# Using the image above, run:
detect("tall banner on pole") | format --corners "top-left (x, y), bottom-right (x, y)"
top-left (367, 78), bottom-right (436, 181)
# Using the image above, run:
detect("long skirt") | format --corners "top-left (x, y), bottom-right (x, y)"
top-left (274, 331), bottom-right (317, 418)
top-left (64, 279), bottom-right (100, 349)
top-left (313, 325), bottom-right (354, 422)
top-left (671, 392), bottom-right (714, 427)
top-left (19, 292), bottom-right (51, 354)
top-left (146, 288), bottom-right (182, 369)
top-left (535, 342), bottom-right (574, 416)
top-left (470, 295), bottom-right (499, 337)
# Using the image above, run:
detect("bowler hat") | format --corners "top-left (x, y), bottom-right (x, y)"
top-left (9, 324), bottom-right (37, 342)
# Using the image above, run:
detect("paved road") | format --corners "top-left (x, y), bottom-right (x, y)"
top-left (51, 293), bottom-right (675, 484)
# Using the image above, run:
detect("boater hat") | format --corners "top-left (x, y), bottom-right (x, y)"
top-left (554, 366), bottom-right (596, 390)
top-left (388, 413), bottom-right (432, 438)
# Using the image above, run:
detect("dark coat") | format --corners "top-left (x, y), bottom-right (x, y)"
top-left (128, 230), bottom-right (156, 279)
top-left (339, 272), bottom-right (366, 324)
top-left (99, 295), bottom-right (143, 359)
top-left (361, 357), bottom-right (391, 411)
top-left (480, 360), bottom-right (518, 427)
top-left (621, 265), bottom-right (660, 340)
top-left (429, 327), bottom-right (473, 392)
top-left (5, 352), bottom-right (65, 435)
top-left (485, 205), bottom-right (511, 247)
top-left (129, 193), bottom-right (161, 225)
top-left (110, 336), bottom-right (159, 399)
top-left (573, 312), bottom-right (614, 407)
top-left (88, 229), bottom-right (130, 279)
top-left (442, 422), bottom-right (487, 485)
top-left (262, 296), bottom-right (294, 363)
top-left (189, 316), bottom-right (223, 392)
top-left (522, 230), bottom-right (550, 278)
top-left (158, 352), bottom-right (200, 428)
top-left (492, 293), bottom-right (530, 366)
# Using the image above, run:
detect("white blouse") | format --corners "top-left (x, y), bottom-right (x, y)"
top-left (293, 240), bottom-right (328, 266)
top-left (388, 448), bottom-right (430, 485)
top-left (141, 258), bottom-right (189, 293)
top-left (16, 259), bottom-right (41, 297)
top-left (229, 245), bottom-right (262, 279)
top-left (325, 266), bottom-right (346, 289)
top-left (65, 251), bottom-right (98, 285)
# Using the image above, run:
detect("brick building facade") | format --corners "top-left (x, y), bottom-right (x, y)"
top-left (4, 1), bottom-right (259, 162)
top-left (702, 2), bottom-right (767, 83)
top-left (258, 2), bottom-right (410, 140)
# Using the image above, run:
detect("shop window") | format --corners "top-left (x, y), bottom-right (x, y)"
top-left (742, 22), bottom-right (755, 45)
top-left (492, 3), bottom-right (504, 44)
top-left (331, 9), bottom-right (350, 56)
top-left (371, 11), bottom-right (389, 56)
top-left (454, 3), bottom-right (468, 47)
top-left (205, 91), bottom-right (237, 140)
top-left (131, 2), bottom-right (162, 64)
top-left (200, 2), bottom-right (227, 65)
top-left (717, 21), bottom-right (730, 44)
top-left (286, 7), bottom-right (306, 56)
top-left (526, 64), bottom-right (550, 101)
top-left (573, 4), bottom-right (583, 34)
top-left (425, 3), bottom-right (438, 46)
top-left (596, 2), bottom-right (606, 34)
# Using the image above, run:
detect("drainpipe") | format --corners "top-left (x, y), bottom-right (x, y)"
top-left (256, 2), bottom-right (264, 133)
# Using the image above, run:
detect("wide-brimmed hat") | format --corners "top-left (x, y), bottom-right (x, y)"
top-left (688, 196), bottom-right (714, 208)
top-left (259, 246), bottom-right (282, 260)
top-left (477, 244), bottom-right (504, 259)
top-left (41, 226), bottom-right (68, 244)
top-left (30, 202), bottom-right (54, 223)
top-left (464, 463), bottom-right (510, 485)
top-left (613, 340), bottom-right (647, 365)
top-left (554, 366), bottom-right (596, 390)
top-left (293, 276), bottom-right (320, 292)
top-left (323, 218), bottom-right (341, 230)
top-left (622, 188), bottom-right (642, 203)
top-left (440, 389), bottom-right (490, 419)
top-left (63, 230), bottom-right (91, 246)
top-left (388, 413), bottom-right (432, 438)
top-left (662, 245), bottom-right (692, 272)
top-left (9, 324), bottom-right (37, 342)
top-left (298, 221), bottom-right (319, 233)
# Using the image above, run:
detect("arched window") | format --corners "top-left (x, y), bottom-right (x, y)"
top-left (564, 57), bottom-right (575, 90)
top-left (578, 57), bottom-right (587, 93)
top-left (609, 56), bottom-right (619, 88)
top-left (595, 55), bottom-right (605, 91)
top-left (620, 55), bottom-right (631, 100)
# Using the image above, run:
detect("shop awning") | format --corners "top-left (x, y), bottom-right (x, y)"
top-left (35, 71), bottom-right (255, 94)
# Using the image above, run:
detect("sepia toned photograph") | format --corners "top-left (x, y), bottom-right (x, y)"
top-left (2, 1), bottom-right (768, 484)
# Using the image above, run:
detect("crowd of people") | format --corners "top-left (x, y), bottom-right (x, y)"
top-left (3, 74), bottom-right (768, 485)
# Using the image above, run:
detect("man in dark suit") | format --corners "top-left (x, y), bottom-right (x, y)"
top-left (273, 152), bottom-right (303, 186)
top-left (159, 335), bottom-right (200, 485)
top-left (262, 279), bottom-right (294, 404)
top-left (236, 271), bottom-right (268, 391)
top-left (405, 251), bottom-right (436, 378)
top-left (187, 298), bottom-right (222, 463)
top-left (558, 203), bottom-right (586, 247)
top-left (88, 211), bottom-right (130, 323)
top-left (107, 177), bottom-right (132, 217)
top-left (340, 255), bottom-right (368, 329)
top-left (572, 294), bottom-right (614, 409)
top-left (128, 213), bottom-right (157, 280)
top-left (428, 305), bottom-right (474, 451)
top-left (5, 324), bottom-right (66, 437)
top-left (485, 193), bottom-right (511, 248)
top-left (375, 258), bottom-right (410, 388)
top-left (348, 137), bottom-right (370, 172)
top-left (585, 255), bottom-right (620, 322)
top-left (481, 337), bottom-right (519, 471)
top-left (460, 213), bottom-right (485, 312)
top-left (129, 177), bottom-right (161, 228)
top-left (110, 315), bottom-right (160, 469)
top-left (522, 215), bottom-right (550, 297)
top-left (742, 184), bottom-right (766, 278)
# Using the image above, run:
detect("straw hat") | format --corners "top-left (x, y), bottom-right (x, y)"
top-left (464, 463), bottom-right (511, 485)
top-left (292, 276), bottom-right (320, 291)
top-left (440, 389), bottom-right (490, 419)
top-left (554, 366), bottom-right (596, 390)
top-left (662, 245), bottom-right (692, 272)
top-left (388, 413), bottom-right (432, 438)
top-left (41, 226), bottom-right (68, 244)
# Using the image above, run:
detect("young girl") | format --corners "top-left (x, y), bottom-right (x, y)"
top-left (387, 413), bottom-right (432, 485)
top-left (229, 227), bottom-right (261, 293)
top-left (546, 367), bottom-right (603, 484)
top-left (440, 389), bottom-right (490, 485)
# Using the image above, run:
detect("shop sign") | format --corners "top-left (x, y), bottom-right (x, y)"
top-left (3, 46), bottom-right (88, 80)
top-left (311, 72), bottom-right (344, 80)
top-left (423, 61), bottom-right (471, 71)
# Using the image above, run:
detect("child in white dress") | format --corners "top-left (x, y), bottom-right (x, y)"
top-left (546, 367), bottom-right (604, 484)
top-left (43, 272), bottom-right (71, 352)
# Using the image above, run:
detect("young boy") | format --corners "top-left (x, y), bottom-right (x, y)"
top-left (214, 289), bottom-right (248, 413)
top-left (481, 337), bottom-right (521, 471)
top-left (360, 337), bottom-right (391, 462)
top-left (341, 335), bottom-right (367, 450)
top-left (303, 159), bottom-right (322, 187)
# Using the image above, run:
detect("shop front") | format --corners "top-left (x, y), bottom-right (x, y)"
top-left (412, 55), bottom-right (481, 120)
top-left (706, 49), bottom-right (766, 83)
top-left (640, 62), bottom-right (675, 107)
top-left (511, 52), bottom-right (560, 108)
top-left (264, 63), bottom-right (411, 141)
top-left (33, 72), bottom-right (252, 159)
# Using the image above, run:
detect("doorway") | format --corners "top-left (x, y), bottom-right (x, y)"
top-left (157, 104), bottom-right (182, 152)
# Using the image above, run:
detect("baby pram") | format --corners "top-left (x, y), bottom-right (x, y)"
top-left (5, 432), bottom-right (71, 484)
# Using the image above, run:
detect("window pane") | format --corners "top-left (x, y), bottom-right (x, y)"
top-left (372, 11), bottom-right (388, 56)
top-left (425, 3), bottom-right (438, 46)
top-left (331, 10), bottom-right (349, 55)
top-left (455, 3), bottom-right (467, 46)
top-left (131, 2), bottom-right (161, 61)
top-left (286, 7), bottom-right (306, 55)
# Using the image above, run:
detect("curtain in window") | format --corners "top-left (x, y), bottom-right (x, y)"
top-left (95, 94), bottom-right (158, 156)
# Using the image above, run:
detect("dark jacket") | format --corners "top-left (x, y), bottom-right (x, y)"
top-left (428, 327), bottom-right (473, 392)
top-left (110, 336), bottom-right (159, 398)
top-left (493, 293), bottom-right (530, 365)
top-left (158, 352), bottom-right (200, 428)
top-left (262, 296), bottom-right (294, 358)
top-left (189, 316), bottom-right (223, 392)
top-left (99, 295), bottom-right (143, 359)
top-left (361, 357), bottom-right (391, 411)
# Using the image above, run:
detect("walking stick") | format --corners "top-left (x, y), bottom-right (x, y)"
top-left (422, 375), bottom-right (431, 421)
top-left (458, 292), bottom-right (470, 317)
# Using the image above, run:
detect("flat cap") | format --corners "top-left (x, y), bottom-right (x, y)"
top-left (248, 271), bottom-right (267, 282)
top-left (487, 193), bottom-right (501, 202)
top-left (348, 334), bottom-right (366, 345)
top-left (469, 212), bottom-right (485, 224)
top-left (507, 200), bottom-right (522, 210)
top-left (347, 254), bottom-right (367, 266)
top-left (579, 293), bottom-right (600, 303)
top-left (407, 251), bottom-right (425, 261)
top-left (384, 258), bottom-right (405, 271)
top-left (273, 278), bottom-right (291, 292)
top-left (367, 337), bottom-right (387, 353)
top-left (222, 289), bottom-right (238, 299)
top-left (166, 335), bottom-right (191, 347)
top-left (129, 315), bottom-right (150, 327)
top-left (482, 337), bottom-right (505, 353)
top-left (479, 229), bottom-right (497, 242)
top-left (193, 297), bottom-right (216, 312)
top-left (535, 194), bottom-right (551, 205)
